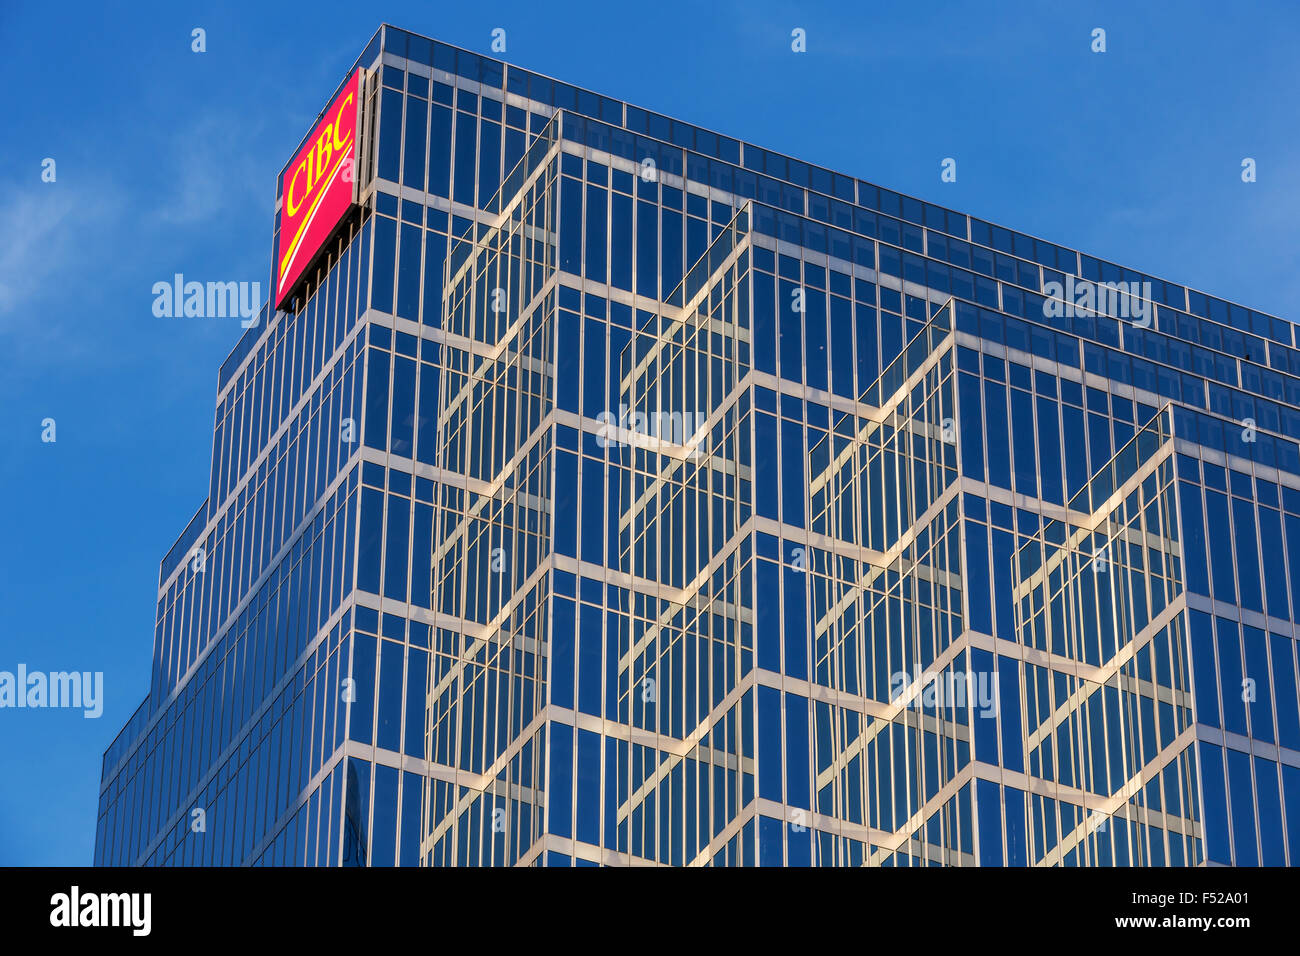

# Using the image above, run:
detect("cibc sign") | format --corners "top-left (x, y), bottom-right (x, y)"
top-left (275, 68), bottom-right (361, 309)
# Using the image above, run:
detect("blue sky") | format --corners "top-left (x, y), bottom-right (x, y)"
top-left (1, 0), bottom-right (1296, 865)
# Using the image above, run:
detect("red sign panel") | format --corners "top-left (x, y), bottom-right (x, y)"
top-left (275, 69), bottom-right (360, 309)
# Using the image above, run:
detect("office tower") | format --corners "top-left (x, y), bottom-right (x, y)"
top-left (96, 23), bottom-right (1300, 867)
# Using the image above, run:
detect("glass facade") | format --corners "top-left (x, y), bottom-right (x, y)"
top-left (95, 23), bottom-right (1300, 867)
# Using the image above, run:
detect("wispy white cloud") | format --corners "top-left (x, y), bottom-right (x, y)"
top-left (0, 107), bottom-right (276, 352)
top-left (0, 185), bottom-right (110, 317)
top-left (154, 110), bottom-right (273, 227)
top-left (0, 180), bottom-right (126, 364)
